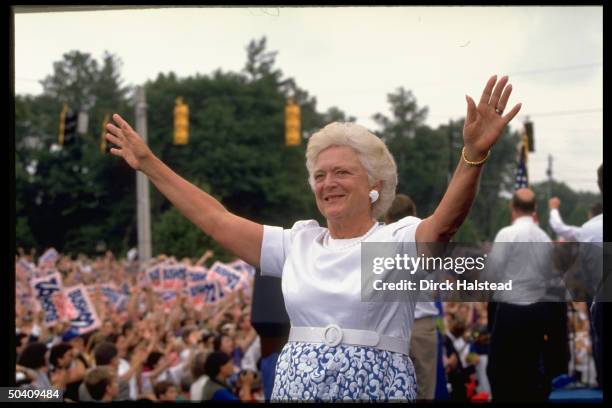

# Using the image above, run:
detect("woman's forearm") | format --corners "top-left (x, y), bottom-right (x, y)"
top-left (141, 155), bottom-right (227, 236)
top-left (418, 157), bottom-right (483, 243)
top-left (138, 155), bottom-right (263, 266)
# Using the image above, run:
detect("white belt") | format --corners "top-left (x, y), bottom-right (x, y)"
top-left (288, 325), bottom-right (409, 356)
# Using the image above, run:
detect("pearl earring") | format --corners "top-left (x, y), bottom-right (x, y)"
top-left (369, 190), bottom-right (379, 203)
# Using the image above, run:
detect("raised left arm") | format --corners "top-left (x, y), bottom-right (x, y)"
top-left (417, 75), bottom-right (521, 243)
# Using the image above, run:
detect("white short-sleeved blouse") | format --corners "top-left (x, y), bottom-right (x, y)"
top-left (260, 216), bottom-right (421, 340)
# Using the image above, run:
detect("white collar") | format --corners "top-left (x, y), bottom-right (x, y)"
top-left (323, 222), bottom-right (380, 250)
top-left (512, 215), bottom-right (534, 225)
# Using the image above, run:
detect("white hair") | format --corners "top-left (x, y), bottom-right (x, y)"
top-left (305, 122), bottom-right (398, 219)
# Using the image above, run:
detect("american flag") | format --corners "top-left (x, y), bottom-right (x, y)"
top-left (514, 143), bottom-right (529, 190)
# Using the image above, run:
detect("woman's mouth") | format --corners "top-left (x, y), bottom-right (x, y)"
top-left (324, 194), bottom-right (345, 202)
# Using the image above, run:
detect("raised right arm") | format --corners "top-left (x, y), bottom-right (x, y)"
top-left (105, 114), bottom-right (263, 267)
top-left (548, 198), bottom-right (580, 241)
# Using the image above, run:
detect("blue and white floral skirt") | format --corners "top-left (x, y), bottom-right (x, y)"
top-left (271, 341), bottom-right (417, 402)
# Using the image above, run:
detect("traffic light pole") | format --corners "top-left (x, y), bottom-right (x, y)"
top-left (135, 86), bottom-right (152, 266)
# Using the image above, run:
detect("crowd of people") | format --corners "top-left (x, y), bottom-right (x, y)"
top-left (15, 249), bottom-right (264, 402)
top-left (15, 246), bottom-right (598, 402)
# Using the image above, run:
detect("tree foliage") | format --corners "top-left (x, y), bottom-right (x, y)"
top-left (15, 40), bottom-right (596, 256)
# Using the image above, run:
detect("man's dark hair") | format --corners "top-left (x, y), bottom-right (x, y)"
top-left (121, 321), bottom-right (133, 336)
top-left (511, 192), bottom-right (536, 214)
top-left (597, 164), bottom-right (603, 194)
top-left (105, 333), bottom-right (119, 345)
top-left (17, 342), bottom-right (48, 369)
top-left (213, 333), bottom-right (231, 352)
top-left (93, 342), bottom-right (118, 366)
top-left (203, 351), bottom-right (231, 379)
top-left (16, 332), bottom-right (28, 347)
top-left (49, 342), bottom-right (73, 368)
top-left (85, 366), bottom-right (114, 401)
top-left (145, 351), bottom-right (164, 370)
top-left (590, 202), bottom-right (603, 217)
top-left (201, 332), bottom-right (215, 345)
top-left (385, 193), bottom-right (417, 223)
top-left (153, 380), bottom-right (176, 399)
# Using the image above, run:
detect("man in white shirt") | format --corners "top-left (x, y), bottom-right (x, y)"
top-left (548, 197), bottom-right (602, 242)
top-left (485, 188), bottom-right (568, 402)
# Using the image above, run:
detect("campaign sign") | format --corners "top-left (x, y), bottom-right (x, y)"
top-left (42, 267), bottom-right (60, 277)
top-left (65, 285), bottom-right (101, 335)
top-left (53, 290), bottom-right (78, 320)
top-left (38, 247), bottom-right (59, 268)
top-left (188, 282), bottom-right (218, 307)
top-left (187, 266), bottom-right (208, 283)
top-left (99, 284), bottom-right (126, 310)
top-left (146, 266), bottom-right (162, 290)
top-left (161, 265), bottom-right (187, 291)
top-left (16, 259), bottom-right (36, 279)
top-left (159, 290), bottom-right (178, 306)
top-left (31, 273), bottom-right (64, 326)
top-left (210, 262), bottom-right (243, 291)
top-left (228, 259), bottom-right (256, 278)
top-left (216, 280), bottom-right (226, 301)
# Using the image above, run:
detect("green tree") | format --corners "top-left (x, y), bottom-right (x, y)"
top-left (374, 88), bottom-right (447, 218)
top-left (140, 37), bottom-right (353, 255)
top-left (15, 51), bottom-right (134, 256)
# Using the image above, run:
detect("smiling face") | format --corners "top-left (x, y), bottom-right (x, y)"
top-left (313, 145), bottom-right (374, 224)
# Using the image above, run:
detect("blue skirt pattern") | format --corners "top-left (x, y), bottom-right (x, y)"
top-left (271, 342), bottom-right (417, 402)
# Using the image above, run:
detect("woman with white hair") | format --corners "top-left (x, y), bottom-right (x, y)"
top-left (105, 75), bottom-right (520, 401)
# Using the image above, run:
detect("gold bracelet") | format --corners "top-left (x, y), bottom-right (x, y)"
top-left (462, 147), bottom-right (490, 167)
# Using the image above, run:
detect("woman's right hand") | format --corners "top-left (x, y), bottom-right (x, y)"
top-left (105, 114), bottom-right (154, 171)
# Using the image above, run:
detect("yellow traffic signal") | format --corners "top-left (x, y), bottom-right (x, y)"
top-left (285, 98), bottom-right (301, 146)
top-left (58, 103), bottom-right (68, 145)
top-left (524, 119), bottom-right (534, 152)
top-left (174, 97), bottom-right (189, 145)
top-left (58, 103), bottom-right (78, 146)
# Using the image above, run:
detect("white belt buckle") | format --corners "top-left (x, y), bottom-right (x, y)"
top-left (323, 324), bottom-right (343, 347)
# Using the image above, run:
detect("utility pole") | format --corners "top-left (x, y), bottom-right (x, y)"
top-left (135, 86), bottom-right (152, 266)
top-left (546, 154), bottom-right (553, 200)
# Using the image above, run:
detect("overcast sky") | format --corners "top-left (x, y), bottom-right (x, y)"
top-left (14, 6), bottom-right (602, 193)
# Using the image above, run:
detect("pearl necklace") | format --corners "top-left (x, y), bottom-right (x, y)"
top-left (323, 222), bottom-right (381, 250)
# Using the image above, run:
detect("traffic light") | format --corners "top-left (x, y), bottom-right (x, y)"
top-left (58, 103), bottom-right (78, 146)
top-left (173, 97), bottom-right (189, 145)
top-left (524, 119), bottom-right (534, 152)
top-left (285, 98), bottom-right (301, 146)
